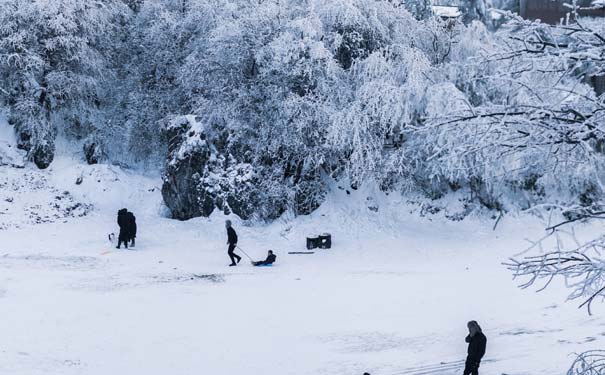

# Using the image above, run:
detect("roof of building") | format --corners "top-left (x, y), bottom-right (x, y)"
top-left (431, 5), bottom-right (462, 18)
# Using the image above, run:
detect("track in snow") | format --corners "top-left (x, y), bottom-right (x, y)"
top-left (390, 359), bottom-right (497, 375)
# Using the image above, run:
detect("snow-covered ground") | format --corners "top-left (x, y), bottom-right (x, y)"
top-left (0, 155), bottom-right (602, 375)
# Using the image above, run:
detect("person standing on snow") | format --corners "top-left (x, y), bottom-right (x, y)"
top-left (463, 320), bottom-right (487, 375)
top-left (225, 220), bottom-right (241, 266)
top-left (116, 208), bottom-right (129, 249)
top-left (126, 210), bottom-right (137, 247)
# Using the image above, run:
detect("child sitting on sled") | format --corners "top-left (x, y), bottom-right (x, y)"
top-left (252, 250), bottom-right (276, 266)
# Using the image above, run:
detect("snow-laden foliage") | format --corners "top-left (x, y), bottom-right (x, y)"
top-left (416, 18), bottom-right (605, 208)
top-left (1, 0), bottom-right (604, 220)
top-left (0, 0), bottom-right (129, 168)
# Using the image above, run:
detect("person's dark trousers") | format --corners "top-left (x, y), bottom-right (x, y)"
top-left (117, 237), bottom-right (129, 249)
top-left (463, 360), bottom-right (480, 375)
top-left (228, 244), bottom-right (241, 265)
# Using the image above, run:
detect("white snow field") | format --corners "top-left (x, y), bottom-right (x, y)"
top-left (0, 156), bottom-right (603, 375)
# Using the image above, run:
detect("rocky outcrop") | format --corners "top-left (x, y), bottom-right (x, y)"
top-left (161, 115), bottom-right (328, 221)
top-left (12, 118), bottom-right (55, 169)
top-left (83, 139), bottom-right (102, 165)
top-left (161, 116), bottom-right (213, 220)
top-left (31, 141), bottom-right (54, 169)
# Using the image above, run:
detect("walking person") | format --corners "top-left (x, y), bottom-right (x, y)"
top-left (116, 208), bottom-right (129, 249)
top-left (225, 220), bottom-right (241, 266)
top-left (463, 320), bottom-right (487, 375)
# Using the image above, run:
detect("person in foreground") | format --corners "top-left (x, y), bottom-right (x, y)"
top-left (463, 320), bottom-right (487, 375)
top-left (252, 250), bottom-right (276, 266)
top-left (225, 220), bottom-right (241, 266)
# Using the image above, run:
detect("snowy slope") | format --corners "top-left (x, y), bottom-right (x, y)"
top-left (0, 114), bottom-right (25, 168)
top-left (0, 157), bottom-right (603, 375)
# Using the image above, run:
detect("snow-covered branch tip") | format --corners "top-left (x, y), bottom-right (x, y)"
top-left (568, 350), bottom-right (605, 375)
top-left (505, 234), bottom-right (605, 315)
top-left (545, 210), bottom-right (605, 233)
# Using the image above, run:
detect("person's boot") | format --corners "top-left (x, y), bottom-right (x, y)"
top-left (229, 263), bottom-right (236, 267)
top-left (236, 256), bottom-right (241, 264)
top-left (131, 239), bottom-right (135, 247)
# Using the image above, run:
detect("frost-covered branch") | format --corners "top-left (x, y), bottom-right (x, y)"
top-left (568, 350), bottom-right (605, 375)
top-left (506, 237), bottom-right (605, 315)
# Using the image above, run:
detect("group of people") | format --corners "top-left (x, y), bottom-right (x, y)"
top-left (116, 208), bottom-right (137, 249)
top-left (114, 215), bottom-right (274, 266)
top-left (363, 321), bottom-right (487, 375)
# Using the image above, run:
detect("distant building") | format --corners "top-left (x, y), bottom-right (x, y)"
top-left (432, 5), bottom-right (462, 19)
top-left (519, 0), bottom-right (605, 24)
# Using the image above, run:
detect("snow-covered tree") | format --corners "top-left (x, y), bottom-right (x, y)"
top-left (1, 0), bottom-right (601, 224)
top-left (401, 0), bottom-right (434, 20)
top-left (116, 0), bottom-right (215, 165)
top-left (412, 16), bottom-right (605, 207)
top-left (501, 22), bottom-right (605, 374)
top-left (461, 0), bottom-right (488, 23)
top-left (0, 0), bottom-right (129, 168)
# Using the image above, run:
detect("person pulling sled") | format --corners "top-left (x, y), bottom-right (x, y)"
top-left (225, 220), bottom-right (241, 266)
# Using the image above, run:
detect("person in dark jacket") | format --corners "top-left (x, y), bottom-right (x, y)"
top-left (116, 208), bottom-right (129, 249)
top-left (252, 250), bottom-right (276, 266)
top-left (126, 211), bottom-right (137, 247)
top-left (463, 320), bottom-right (487, 375)
top-left (225, 220), bottom-right (241, 266)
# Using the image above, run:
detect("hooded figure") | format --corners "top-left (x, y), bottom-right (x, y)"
top-left (126, 211), bottom-right (137, 247)
top-left (116, 208), bottom-right (129, 249)
top-left (252, 250), bottom-right (276, 266)
top-left (463, 320), bottom-right (487, 375)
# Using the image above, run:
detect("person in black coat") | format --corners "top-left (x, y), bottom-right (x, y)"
top-left (252, 250), bottom-right (276, 266)
top-left (225, 220), bottom-right (241, 266)
top-left (126, 211), bottom-right (137, 247)
top-left (116, 208), bottom-right (129, 249)
top-left (463, 320), bottom-right (487, 375)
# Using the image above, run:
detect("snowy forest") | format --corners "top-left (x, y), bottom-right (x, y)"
top-left (2, 1), bottom-right (605, 374)
top-left (1, 0), bottom-right (603, 221)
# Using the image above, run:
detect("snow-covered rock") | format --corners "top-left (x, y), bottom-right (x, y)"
top-left (161, 115), bottom-right (321, 221)
top-left (162, 115), bottom-right (214, 220)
